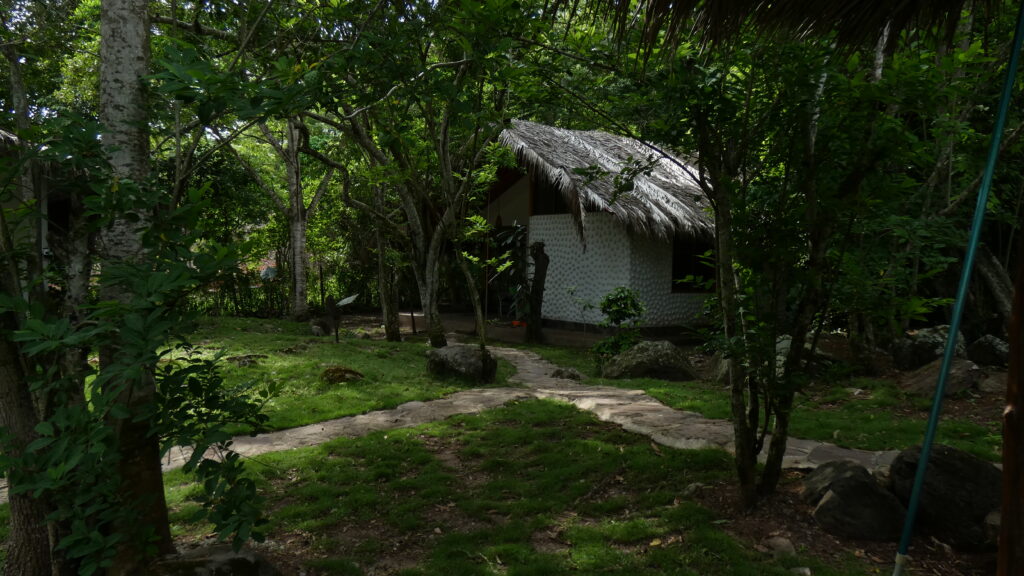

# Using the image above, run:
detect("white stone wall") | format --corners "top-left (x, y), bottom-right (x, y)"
top-left (628, 233), bottom-right (708, 327)
top-left (528, 213), bottom-right (707, 327)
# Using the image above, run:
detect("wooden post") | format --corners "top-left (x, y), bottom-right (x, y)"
top-left (999, 233), bottom-right (1024, 575)
top-left (526, 241), bottom-right (548, 344)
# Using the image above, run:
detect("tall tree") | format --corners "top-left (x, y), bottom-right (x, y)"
top-left (98, 0), bottom-right (176, 570)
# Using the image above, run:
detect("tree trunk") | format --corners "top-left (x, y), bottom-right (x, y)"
top-left (526, 242), bottom-right (548, 344)
top-left (716, 199), bottom-right (759, 511)
top-left (285, 118), bottom-right (309, 320)
top-left (0, 342), bottom-right (51, 576)
top-left (456, 252), bottom-right (487, 347)
top-left (99, 0), bottom-right (174, 571)
top-left (0, 219), bottom-right (51, 576)
top-left (998, 230), bottom-right (1024, 576)
top-left (374, 189), bottom-right (401, 341)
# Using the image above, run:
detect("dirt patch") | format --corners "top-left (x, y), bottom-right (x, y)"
top-left (692, 472), bottom-right (997, 576)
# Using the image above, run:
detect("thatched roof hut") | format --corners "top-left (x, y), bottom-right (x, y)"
top-left (498, 119), bottom-right (713, 242)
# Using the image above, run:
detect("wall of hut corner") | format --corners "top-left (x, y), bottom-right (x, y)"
top-left (528, 213), bottom-right (708, 328)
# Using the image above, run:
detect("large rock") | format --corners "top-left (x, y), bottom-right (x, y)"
top-left (891, 326), bottom-right (966, 371)
top-left (154, 545), bottom-right (283, 576)
top-left (601, 340), bottom-right (697, 381)
top-left (889, 444), bottom-right (1001, 550)
top-left (966, 335), bottom-right (1009, 368)
top-left (899, 357), bottom-right (982, 397)
top-left (801, 460), bottom-right (873, 505)
top-left (812, 472), bottom-right (906, 541)
top-left (426, 344), bottom-right (497, 383)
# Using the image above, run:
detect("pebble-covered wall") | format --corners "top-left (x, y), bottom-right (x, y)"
top-left (529, 213), bottom-right (708, 327)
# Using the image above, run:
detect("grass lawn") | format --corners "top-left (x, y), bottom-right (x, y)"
top-left (528, 345), bottom-right (1002, 462)
top-left (187, 317), bottom-right (515, 432)
top-left (166, 399), bottom-right (871, 576)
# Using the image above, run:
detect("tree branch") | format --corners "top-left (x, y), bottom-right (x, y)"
top-left (152, 15), bottom-right (236, 40)
top-left (306, 166), bottom-right (335, 219)
top-left (939, 120), bottom-right (1024, 217)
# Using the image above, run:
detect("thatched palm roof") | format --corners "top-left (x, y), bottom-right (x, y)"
top-left (499, 119), bottom-right (712, 242)
top-left (0, 129), bottom-right (17, 149)
top-left (596, 0), bottom-right (979, 48)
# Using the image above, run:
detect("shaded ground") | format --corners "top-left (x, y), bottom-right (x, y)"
top-left (165, 317), bottom-right (1001, 575)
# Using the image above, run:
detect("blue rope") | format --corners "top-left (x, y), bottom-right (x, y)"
top-left (892, 3), bottom-right (1024, 574)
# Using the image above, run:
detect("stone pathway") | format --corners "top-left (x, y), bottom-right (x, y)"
top-left (0, 345), bottom-right (897, 505)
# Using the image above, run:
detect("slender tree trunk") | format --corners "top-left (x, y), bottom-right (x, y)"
top-left (717, 203), bottom-right (758, 510)
top-left (99, 1), bottom-right (174, 572)
top-left (455, 252), bottom-right (487, 347)
top-left (378, 256), bottom-right (401, 341)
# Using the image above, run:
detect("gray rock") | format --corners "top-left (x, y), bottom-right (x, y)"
top-left (979, 372), bottom-right (1006, 394)
top-left (762, 536), bottom-right (796, 559)
top-left (891, 326), bottom-right (966, 371)
top-left (812, 473), bottom-right (906, 541)
top-left (601, 340), bottom-right (697, 381)
top-left (154, 545), bottom-right (283, 576)
top-left (551, 367), bottom-right (583, 380)
top-left (426, 344), bottom-right (498, 383)
top-left (890, 444), bottom-right (1001, 550)
top-left (899, 358), bottom-right (982, 397)
top-left (790, 568), bottom-right (813, 576)
top-left (800, 460), bottom-right (872, 505)
top-left (776, 335), bottom-right (835, 376)
top-left (967, 335), bottom-right (1009, 367)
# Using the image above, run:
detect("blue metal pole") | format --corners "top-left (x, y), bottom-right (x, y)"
top-left (893, 3), bottom-right (1024, 574)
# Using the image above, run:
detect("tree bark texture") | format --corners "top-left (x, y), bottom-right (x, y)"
top-left (0, 221), bottom-right (51, 576)
top-left (526, 242), bottom-right (548, 344)
top-left (456, 252), bottom-right (487, 347)
top-left (374, 212), bottom-right (401, 341)
top-left (998, 230), bottom-right (1024, 576)
top-left (99, 0), bottom-right (174, 571)
top-left (284, 118), bottom-right (309, 319)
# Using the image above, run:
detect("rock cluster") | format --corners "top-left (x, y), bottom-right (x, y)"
top-left (890, 325), bottom-right (965, 371)
top-left (800, 445), bottom-right (1000, 550)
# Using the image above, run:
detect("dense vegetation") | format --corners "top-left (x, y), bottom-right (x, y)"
top-left (1, 0), bottom-right (1021, 574)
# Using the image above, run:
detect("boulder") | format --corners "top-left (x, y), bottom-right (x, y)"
top-left (889, 444), bottom-right (1001, 550)
top-left (979, 371), bottom-right (1006, 394)
top-left (154, 545), bottom-right (283, 576)
top-left (601, 340), bottom-right (697, 381)
top-left (776, 335), bottom-right (836, 376)
top-left (899, 357), bottom-right (982, 397)
top-left (800, 460), bottom-right (872, 505)
top-left (426, 344), bottom-right (497, 383)
top-left (551, 367), bottom-right (583, 381)
top-left (891, 326), bottom-right (966, 371)
top-left (966, 335), bottom-right (1009, 368)
top-left (812, 472), bottom-right (907, 541)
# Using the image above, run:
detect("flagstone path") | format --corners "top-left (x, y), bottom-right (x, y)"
top-left (0, 345), bottom-right (898, 505)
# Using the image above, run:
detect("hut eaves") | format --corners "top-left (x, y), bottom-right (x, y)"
top-left (499, 119), bottom-right (713, 241)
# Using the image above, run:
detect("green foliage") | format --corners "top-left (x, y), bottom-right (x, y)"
top-left (598, 287), bottom-right (646, 329)
top-left (592, 287), bottom-right (646, 367)
top-left (592, 331), bottom-right (641, 367)
top-left (0, 120), bottom-right (272, 568)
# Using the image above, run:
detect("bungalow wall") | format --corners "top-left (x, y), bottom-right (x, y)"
top-left (528, 213), bottom-right (707, 328)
